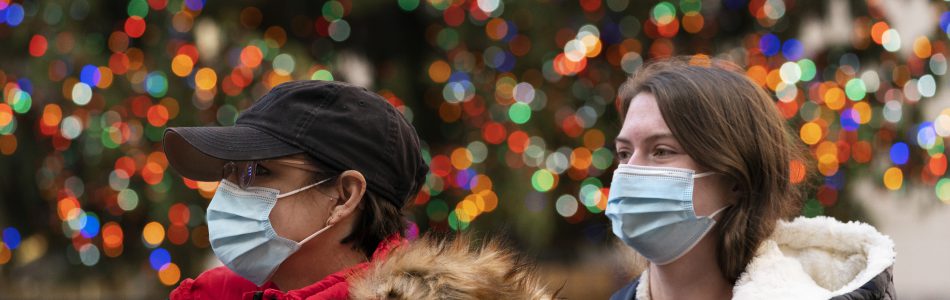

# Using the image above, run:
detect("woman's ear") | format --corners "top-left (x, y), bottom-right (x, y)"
top-left (327, 170), bottom-right (366, 226)
top-left (729, 181), bottom-right (742, 203)
top-left (721, 175), bottom-right (740, 204)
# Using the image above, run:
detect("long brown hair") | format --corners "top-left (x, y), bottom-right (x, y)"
top-left (616, 56), bottom-right (809, 282)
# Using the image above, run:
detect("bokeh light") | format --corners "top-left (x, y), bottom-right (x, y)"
top-left (0, 1), bottom-right (948, 297)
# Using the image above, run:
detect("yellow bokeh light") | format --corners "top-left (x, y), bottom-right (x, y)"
top-left (455, 207), bottom-right (473, 223)
top-left (913, 36), bottom-right (932, 59)
top-left (570, 147), bottom-right (593, 169)
top-left (470, 193), bottom-right (486, 212)
top-left (853, 102), bottom-right (872, 124)
top-left (194, 68), bottom-right (217, 90)
top-left (596, 189), bottom-right (608, 211)
top-left (158, 263), bottom-right (181, 286)
top-left (818, 154), bottom-right (839, 177)
top-left (746, 65), bottom-right (768, 86)
top-left (41, 104), bottom-right (62, 127)
top-left (478, 190), bottom-right (498, 212)
top-left (461, 198), bottom-right (479, 218)
top-left (471, 174), bottom-right (493, 193)
top-left (800, 122), bottom-right (822, 145)
top-left (97, 67), bottom-right (114, 89)
top-left (766, 69), bottom-right (782, 91)
top-left (450, 147), bottom-right (473, 170)
top-left (57, 197), bottom-right (81, 221)
top-left (581, 34), bottom-right (602, 58)
top-left (171, 54), bottom-right (194, 77)
top-left (428, 60), bottom-right (450, 83)
top-left (196, 181), bottom-right (219, 199)
top-left (824, 87), bottom-right (846, 110)
top-left (263, 70), bottom-right (292, 89)
top-left (883, 167), bottom-right (903, 190)
top-left (142, 221), bottom-right (165, 246)
top-left (816, 141), bottom-right (837, 158)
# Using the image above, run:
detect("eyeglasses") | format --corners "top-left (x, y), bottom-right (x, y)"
top-left (221, 161), bottom-right (260, 190)
top-left (221, 159), bottom-right (332, 190)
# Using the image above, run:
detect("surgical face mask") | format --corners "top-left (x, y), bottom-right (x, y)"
top-left (605, 164), bottom-right (729, 265)
top-left (206, 177), bottom-right (334, 286)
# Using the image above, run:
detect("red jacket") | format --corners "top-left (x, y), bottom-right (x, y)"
top-left (169, 235), bottom-right (406, 300)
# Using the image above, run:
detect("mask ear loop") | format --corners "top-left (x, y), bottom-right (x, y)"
top-left (297, 223), bottom-right (334, 245)
top-left (275, 176), bottom-right (339, 246)
top-left (693, 172), bottom-right (731, 221)
top-left (707, 205), bottom-right (731, 220)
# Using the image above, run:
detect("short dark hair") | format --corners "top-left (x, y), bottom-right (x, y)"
top-left (342, 191), bottom-right (407, 256)
top-left (308, 158), bottom-right (410, 256)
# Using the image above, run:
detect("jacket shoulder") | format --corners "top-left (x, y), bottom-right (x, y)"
top-left (170, 266), bottom-right (270, 300)
top-left (733, 216), bottom-right (896, 299)
top-left (348, 234), bottom-right (553, 299)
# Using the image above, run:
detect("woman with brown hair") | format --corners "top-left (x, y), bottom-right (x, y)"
top-left (606, 57), bottom-right (895, 299)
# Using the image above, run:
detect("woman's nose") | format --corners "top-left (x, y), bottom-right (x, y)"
top-left (623, 150), bottom-right (648, 166)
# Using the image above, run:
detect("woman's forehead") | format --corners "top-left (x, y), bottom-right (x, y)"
top-left (619, 94), bottom-right (673, 140)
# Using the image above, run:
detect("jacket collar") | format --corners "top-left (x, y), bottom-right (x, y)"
top-left (633, 216), bottom-right (896, 300)
top-left (733, 216), bottom-right (895, 299)
top-left (246, 234), bottom-right (407, 300)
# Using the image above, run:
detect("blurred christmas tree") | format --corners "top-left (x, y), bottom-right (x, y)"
top-left (0, 0), bottom-right (948, 296)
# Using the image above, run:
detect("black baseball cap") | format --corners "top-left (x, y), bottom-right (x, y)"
top-left (163, 80), bottom-right (429, 206)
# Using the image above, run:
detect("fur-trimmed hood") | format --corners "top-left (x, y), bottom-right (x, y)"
top-left (631, 216), bottom-right (896, 300)
top-left (349, 235), bottom-right (554, 299)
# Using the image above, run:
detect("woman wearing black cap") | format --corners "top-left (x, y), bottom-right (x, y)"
top-left (165, 80), bottom-right (553, 299)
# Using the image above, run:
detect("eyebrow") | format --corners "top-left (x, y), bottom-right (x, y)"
top-left (614, 133), bottom-right (675, 147)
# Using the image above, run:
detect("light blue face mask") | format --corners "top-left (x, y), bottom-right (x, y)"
top-left (207, 178), bottom-right (334, 286)
top-left (605, 164), bottom-right (729, 265)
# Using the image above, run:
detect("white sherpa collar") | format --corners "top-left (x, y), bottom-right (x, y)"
top-left (633, 216), bottom-right (895, 300)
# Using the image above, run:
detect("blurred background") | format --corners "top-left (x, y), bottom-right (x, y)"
top-left (0, 0), bottom-right (948, 298)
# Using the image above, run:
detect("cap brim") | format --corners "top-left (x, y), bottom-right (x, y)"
top-left (163, 126), bottom-right (303, 181)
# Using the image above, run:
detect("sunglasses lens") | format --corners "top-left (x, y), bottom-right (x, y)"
top-left (240, 161), bottom-right (256, 189)
top-left (220, 161), bottom-right (258, 189)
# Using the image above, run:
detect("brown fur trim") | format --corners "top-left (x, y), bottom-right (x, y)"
top-left (349, 234), bottom-right (554, 299)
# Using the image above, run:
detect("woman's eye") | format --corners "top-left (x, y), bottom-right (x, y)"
top-left (653, 148), bottom-right (673, 157)
top-left (616, 150), bottom-right (631, 162)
